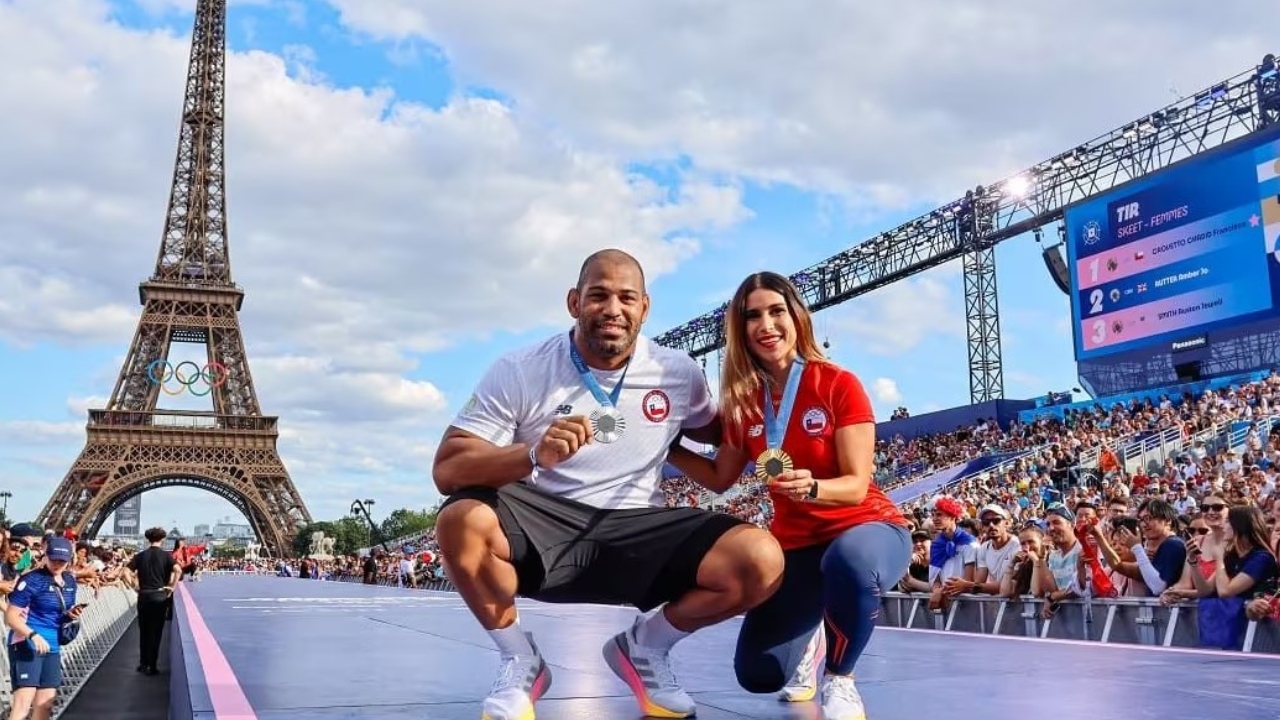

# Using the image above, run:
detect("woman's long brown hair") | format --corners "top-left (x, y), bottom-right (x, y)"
top-left (720, 272), bottom-right (828, 435)
top-left (1225, 505), bottom-right (1274, 564)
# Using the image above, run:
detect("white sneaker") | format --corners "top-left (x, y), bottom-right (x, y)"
top-left (778, 625), bottom-right (825, 702)
top-left (602, 617), bottom-right (696, 718)
top-left (820, 674), bottom-right (867, 720)
top-left (481, 634), bottom-right (552, 720)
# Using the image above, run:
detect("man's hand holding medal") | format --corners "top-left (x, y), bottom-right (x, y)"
top-left (536, 416), bottom-right (593, 468)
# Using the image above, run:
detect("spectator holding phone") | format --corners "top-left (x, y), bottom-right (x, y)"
top-left (1185, 505), bottom-right (1279, 650)
top-left (3, 536), bottom-right (81, 720)
top-left (1087, 499), bottom-right (1185, 597)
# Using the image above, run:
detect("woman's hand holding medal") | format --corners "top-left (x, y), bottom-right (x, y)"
top-left (767, 468), bottom-right (818, 502)
top-left (755, 358), bottom-right (811, 500)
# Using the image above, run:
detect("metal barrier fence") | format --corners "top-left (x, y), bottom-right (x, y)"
top-left (878, 591), bottom-right (1280, 654)
top-left (0, 583), bottom-right (138, 718)
top-left (322, 574), bottom-right (1280, 655)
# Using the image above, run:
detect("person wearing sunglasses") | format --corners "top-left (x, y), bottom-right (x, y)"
top-left (1160, 513), bottom-right (1214, 606)
top-left (4, 536), bottom-right (82, 720)
top-left (0, 537), bottom-right (26, 599)
top-left (8, 523), bottom-right (44, 574)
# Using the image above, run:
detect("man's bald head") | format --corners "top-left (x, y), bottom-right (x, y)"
top-left (576, 249), bottom-right (647, 292)
top-left (568, 249), bottom-right (650, 364)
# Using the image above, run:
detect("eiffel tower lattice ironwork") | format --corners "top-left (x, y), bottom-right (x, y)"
top-left (37, 0), bottom-right (312, 555)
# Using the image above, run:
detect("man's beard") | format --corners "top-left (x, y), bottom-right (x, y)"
top-left (582, 320), bottom-right (634, 358)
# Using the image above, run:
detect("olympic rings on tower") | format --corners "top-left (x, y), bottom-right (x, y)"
top-left (146, 360), bottom-right (228, 397)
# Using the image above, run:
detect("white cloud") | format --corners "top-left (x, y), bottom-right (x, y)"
top-left (132, 0), bottom-right (269, 13)
top-left (0, 0), bottom-right (748, 525)
top-left (827, 268), bottom-right (965, 356)
top-left (0, 421), bottom-right (83, 446)
top-left (0, 0), bottom-right (746, 353)
top-left (252, 355), bottom-right (447, 424)
top-left (870, 377), bottom-right (903, 405)
top-left (0, 268), bottom-right (136, 347)
top-left (325, 0), bottom-right (1274, 203)
top-left (4, 0), bottom-right (1270, 530)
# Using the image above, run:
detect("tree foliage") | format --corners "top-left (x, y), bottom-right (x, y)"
top-left (289, 504), bottom-right (439, 557)
top-left (291, 521), bottom-right (336, 557)
top-left (330, 516), bottom-right (371, 554)
top-left (378, 507), bottom-right (436, 544)
top-left (290, 516), bottom-right (374, 557)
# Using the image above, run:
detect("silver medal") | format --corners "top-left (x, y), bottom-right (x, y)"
top-left (590, 407), bottom-right (627, 443)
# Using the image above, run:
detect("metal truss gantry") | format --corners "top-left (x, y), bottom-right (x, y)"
top-left (655, 54), bottom-right (1280, 403)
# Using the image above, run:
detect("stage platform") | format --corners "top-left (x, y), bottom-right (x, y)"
top-left (171, 576), bottom-right (1280, 719)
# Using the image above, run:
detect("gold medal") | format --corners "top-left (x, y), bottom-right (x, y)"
top-left (754, 448), bottom-right (793, 483)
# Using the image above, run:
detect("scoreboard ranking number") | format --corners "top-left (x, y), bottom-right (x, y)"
top-left (1065, 130), bottom-right (1280, 361)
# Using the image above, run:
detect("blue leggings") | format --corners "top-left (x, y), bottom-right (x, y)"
top-left (734, 522), bottom-right (911, 692)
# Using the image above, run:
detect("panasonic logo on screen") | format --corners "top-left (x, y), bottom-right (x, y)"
top-left (1171, 336), bottom-right (1208, 352)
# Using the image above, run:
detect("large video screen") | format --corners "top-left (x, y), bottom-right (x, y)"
top-left (1065, 129), bottom-right (1280, 361)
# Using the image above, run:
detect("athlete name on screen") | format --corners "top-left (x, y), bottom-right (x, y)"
top-left (1153, 267), bottom-right (1210, 289)
top-left (1151, 217), bottom-right (1250, 255)
top-left (1157, 296), bottom-right (1224, 321)
top-left (1114, 204), bottom-right (1189, 240)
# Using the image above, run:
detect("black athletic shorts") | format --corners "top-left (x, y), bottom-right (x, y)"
top-left (442, 482), bottom-right (748, 612)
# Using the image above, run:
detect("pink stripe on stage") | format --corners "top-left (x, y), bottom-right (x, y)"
top-left (177, 584), bottom-right (259, 720)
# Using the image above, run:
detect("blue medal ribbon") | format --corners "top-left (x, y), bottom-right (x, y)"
top-left (763, 359), bottom-right (806, 450)
top-left (568, 333), bottom-right (629, 408)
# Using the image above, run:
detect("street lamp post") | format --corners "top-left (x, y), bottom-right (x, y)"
top-left (349, 499), bottom-right (390, 555)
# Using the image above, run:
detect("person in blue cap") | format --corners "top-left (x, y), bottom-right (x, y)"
top-left (4, 535), bottom-right (82, 720)
top-left (8, 523), bottom-right (44, 573)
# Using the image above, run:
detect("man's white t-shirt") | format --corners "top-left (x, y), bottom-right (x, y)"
top-left (927, 543), bottom-right (978, 586)
top-left (978, 537), bottom-right (1021, 584)
top-left (451, 331), bottom-right (716, 510)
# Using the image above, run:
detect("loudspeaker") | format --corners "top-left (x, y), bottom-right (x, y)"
top-left (1174, 360), bottom-right (1202, 383)
top-left (1041, 243), bottom-right (1071, 294)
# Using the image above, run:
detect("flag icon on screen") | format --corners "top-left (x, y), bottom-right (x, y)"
top-left (1137, 283), bottom-right (1147, 293)
top-left (1134, 251), bottom-right (1145, 261)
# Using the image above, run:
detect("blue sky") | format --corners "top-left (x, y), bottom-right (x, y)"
top-left (0, 0), bottom-right (1267, 537)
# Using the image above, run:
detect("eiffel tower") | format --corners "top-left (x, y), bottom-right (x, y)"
top-left (36, 0), bottom-right (312, 555)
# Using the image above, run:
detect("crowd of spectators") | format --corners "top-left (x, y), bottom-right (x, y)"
top-left (282, 375), bottom-right (1280, 648)
top-left (657, 375), bottom-right (1277, 525)
top-left (873, 386), bottom-right (1207, 489)
top-left (0, 522), bottom-right (140, 596)
top-left (903, 444), bottom-right (1279, 650)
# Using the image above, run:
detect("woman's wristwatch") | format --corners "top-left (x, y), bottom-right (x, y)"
top-left (807, 480), bottom-right (820, 500)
